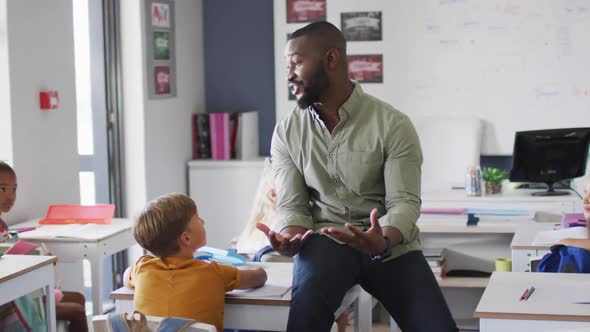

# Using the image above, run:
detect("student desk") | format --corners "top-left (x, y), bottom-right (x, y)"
top-left (12, 218), bottom-right (135, 315)
top-left (475, 272), bottom-right (590, 332)
top-left (109, 262), bottom-right (372, 331)
top-left (0, 254), bottom-right (58, 331)
top-left (511, 222), bottom-right (557, 272)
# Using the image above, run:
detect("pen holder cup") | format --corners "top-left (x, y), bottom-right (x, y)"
top-left (495, 258), bottom-right (512, 272)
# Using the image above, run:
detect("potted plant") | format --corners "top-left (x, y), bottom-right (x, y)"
top-left (482, 167), bottom-right (508, 195)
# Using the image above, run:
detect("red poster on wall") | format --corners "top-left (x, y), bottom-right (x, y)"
top-left (154, 65), bottom-right (171, 94)
top-left (286, 0), bottom-right (326, 23)
top-left (347, 55), bottom-right (383, 83)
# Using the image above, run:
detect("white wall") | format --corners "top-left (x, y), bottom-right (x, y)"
top-left (0, 0), bottom-right (13, 164)
top-left (144, 0), bottom-right (205, 200)
top-left (274, 1), bottom-right (590, 154)
top-left (121, 0), bottom-right (205, 220)
top-left (120, 0), bottom-right (148, 220)
top-left (1, 0), bottom-right (80, 224)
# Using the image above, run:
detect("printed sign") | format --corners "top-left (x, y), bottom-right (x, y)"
top-left (348, 55), bottom-right (383, 83)
top-left (286, 0), bottom-right (326, 23)
top-left (341, 12), bottom-right (382, 41)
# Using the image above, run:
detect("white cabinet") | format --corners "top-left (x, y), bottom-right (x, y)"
top-left (188, 159), bottom-right (265, 248)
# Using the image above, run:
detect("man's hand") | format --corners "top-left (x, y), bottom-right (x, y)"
top-left (321, 208), bottom-right (399, 256)
top-left (256, 224), bottom-right (313, 257)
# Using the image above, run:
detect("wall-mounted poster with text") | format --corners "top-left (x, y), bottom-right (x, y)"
top-left (286, 0), bottom-right (326, 23)
top-left (348, 54), bottom-right (383, 83)
top-left (341, 12), bottom-right (382, 41)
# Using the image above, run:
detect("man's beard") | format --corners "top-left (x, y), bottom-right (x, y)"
top-left (296, 64), bottom-right (329, 109)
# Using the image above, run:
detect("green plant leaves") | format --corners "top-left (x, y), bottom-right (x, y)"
top-left (482, 167), bottom-right (508, 183)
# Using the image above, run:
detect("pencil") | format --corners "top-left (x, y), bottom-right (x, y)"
top-left (524, 286), bottom-right (535, 301)
top-left (519, 288), bottom-right (529, 301)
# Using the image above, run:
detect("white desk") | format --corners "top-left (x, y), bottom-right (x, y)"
top-left (475, 272), bottom-right (590, 332)
top-left (511, 222), bottom-right (557, 272)
top-left (12, 218), bottom-right (135, 315)
top-left (422, 189), bottom-right (580, 214)
top-left (110, 262), bottom-right (372, 332)
top-left (414, 214), bottom-right (519, 330)
top-left (0, 254), bottom-right (58, 331)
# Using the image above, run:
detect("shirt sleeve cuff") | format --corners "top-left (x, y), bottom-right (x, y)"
top-left (273, 212), bottom-right (314, 233)
top-left (378, 211), bottom-right (418, 244)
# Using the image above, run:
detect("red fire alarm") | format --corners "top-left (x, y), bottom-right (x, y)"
top-left (40, 91), bottom-right (59, 110)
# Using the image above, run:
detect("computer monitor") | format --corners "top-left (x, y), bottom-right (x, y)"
top-left (509, 127), bottom-right (590, 196)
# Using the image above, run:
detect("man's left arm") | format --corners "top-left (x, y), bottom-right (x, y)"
top-left (379, 115), bottom-right (423, 247)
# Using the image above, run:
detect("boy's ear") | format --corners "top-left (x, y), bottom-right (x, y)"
top-left (179, 231), bottom-right (191, 247)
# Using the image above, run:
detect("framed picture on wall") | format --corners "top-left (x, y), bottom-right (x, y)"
top-left (151, 2), bottom-right (170, 28)
top-left (146, 0), bottom-right (176, 98)
top-left (286, 0), bottom-right (326, 23)
top-left (154, 65), bottom-right (171, 95)
top-left (348, 54), bottom-right (383, 83)
top-left (153, 31), bottom-right (170, 60)
top-left (341, 12), bottom-right (382, 41)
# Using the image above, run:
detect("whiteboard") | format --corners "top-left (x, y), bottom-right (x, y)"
top-left (273, 0), bottom-right (590, 154)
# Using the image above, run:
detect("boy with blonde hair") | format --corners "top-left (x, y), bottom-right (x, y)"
top-left (126, 193), bottom-right (267, 332)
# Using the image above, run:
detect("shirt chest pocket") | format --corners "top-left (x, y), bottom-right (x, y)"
top-left (338, 151), bottom-right (384, 194)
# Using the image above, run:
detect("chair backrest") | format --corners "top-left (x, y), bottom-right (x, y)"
top-left (410, 115), bottom-right (483, 192)
top-left (92, 314), bottom-right (217, 332)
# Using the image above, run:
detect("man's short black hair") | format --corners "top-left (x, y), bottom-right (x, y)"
top-left (289, 21), bottom-right (342, 40)
top-left (288, 21), bottom-right (347, 63)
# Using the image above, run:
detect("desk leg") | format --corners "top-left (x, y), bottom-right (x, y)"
top-left (45, 270), bottom-right (57, 332)
top-left (354, 289), bottom-right (372, 332)
top-left (89, 254), bottom-right (105, 315)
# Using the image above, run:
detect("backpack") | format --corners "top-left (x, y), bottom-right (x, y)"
top-left (537, 244), bottom-right (590, 273)
top-left (106, 311), bottom-right (200, 332)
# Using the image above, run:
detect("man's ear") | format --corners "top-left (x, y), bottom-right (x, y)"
top-left (324, 48), bottom-right (341, 69)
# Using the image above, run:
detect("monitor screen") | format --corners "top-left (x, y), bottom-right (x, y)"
top-left (510, 127), bottom-right (590, 196)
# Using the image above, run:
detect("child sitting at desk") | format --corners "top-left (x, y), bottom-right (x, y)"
top-left (235, 157), bottom-right (284, 261)
top-left (557, 175), bottom-right (590, 251)
top-left (0, 161), bottom-right (88, 332)
top-left (538, 175), bottom-right (590, 273)
top-left (236, 158), bottom-right (352, 331)
top-left (125, 193), bottom-right (267, 332)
